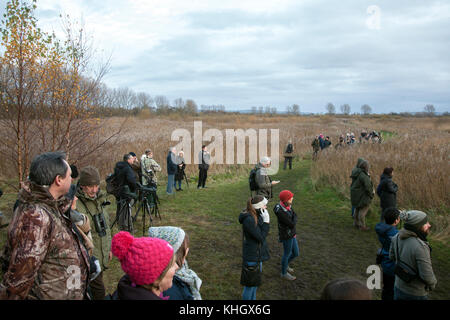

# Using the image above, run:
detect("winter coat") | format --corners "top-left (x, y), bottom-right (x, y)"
top-left (0, 181), bottom-right (90, 300)
top-left (238, 210), bottom-right (270, 263)
top-left (323, 140), bottom-right (332, 148)
top-left (141, 156), bottom-right (161, 185)
top-left (75, 188), bottom-right (112, 269)
top-left (389, 229), bottom-right (437, 297)
top-left (198, 151), bottom-right (210, 170)
top-left (273, 203), bottom-right (297, 241)
top-left (175, 156), bottom-right (186, 181)
top-left (163, 275), bottom-right (193, 300)
top-left (375, 222), bottom-right (399, 276)
top-left (113, 161), bottom-right (137, 198)
top-left (377, 173), bottom-right (398, 210)
top-left (167, 152), bottom-right (178, 175)
top-left (255, 163), bottom-right (272, 199)
top-left (116, 275), bottom-right (162, 300)
top-left (350, 162), bottom-right (374, 208)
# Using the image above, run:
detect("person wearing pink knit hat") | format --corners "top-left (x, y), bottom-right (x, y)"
top-left (111, 231), bottom-right (178, 300)
top-left (273, 190), bottom-right (299, 281)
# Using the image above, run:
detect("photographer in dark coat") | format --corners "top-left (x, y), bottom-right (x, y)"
top-left (376, 167), bottom-right (398, 221)
top-left (174, 151), bottom-right (186, 191)
top-left (113, 154), bottom-right (137, 231)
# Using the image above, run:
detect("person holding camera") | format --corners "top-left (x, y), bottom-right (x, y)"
top-left (141, 149), bottom-right (161, 186)
top-left (389, 210), bottom-right (437, 300)
top-left (113, 154), bottom-right (138, 232)
top-left (75, 166), bottom-right (113, 300)
top-left (238, 195), bottom-right (270, 300)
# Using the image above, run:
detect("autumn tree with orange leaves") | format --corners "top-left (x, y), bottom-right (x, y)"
top-left (0, 0), bottom-right (125, 188)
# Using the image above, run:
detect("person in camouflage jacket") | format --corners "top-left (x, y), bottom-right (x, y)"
top-left (141, 149), bottom-right (162, 185)
top-left (76, 166), bottom-right (112, 300)
top-left (0, 152), bottom-right (90, 300)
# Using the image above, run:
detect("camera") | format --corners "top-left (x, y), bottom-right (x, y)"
top-left (93, 212), bottom-right (108, 237)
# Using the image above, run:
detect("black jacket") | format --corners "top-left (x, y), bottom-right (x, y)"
top-left (116, 275), bottom-right (162, 300)
top-left (167, 152), bottom-right (178, 175)
top-left (273, 203), bottom-right (297, 241)
top-left (175, 161), bottom-right (186, 181)
top-left (114, 161), bottom-right (137, 198)
top-left (238, 210), bottom-right (270, 263)
top-left (377, 173), bottom-right (398, 210)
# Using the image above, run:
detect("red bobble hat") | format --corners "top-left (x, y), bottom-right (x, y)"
top-left (111, 231), bottom-right (174, 286)
top-left (279, 190), bottom-right (294, 202)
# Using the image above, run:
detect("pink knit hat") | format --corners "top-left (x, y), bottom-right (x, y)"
top-left (111, 231), bottom-right (174, 286)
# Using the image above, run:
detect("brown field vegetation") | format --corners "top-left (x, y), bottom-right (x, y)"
top-left (0, 114), bottom-right (449, 240)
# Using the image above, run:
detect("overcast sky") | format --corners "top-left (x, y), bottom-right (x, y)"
top-left (2, 0), bottom-right (449, 113)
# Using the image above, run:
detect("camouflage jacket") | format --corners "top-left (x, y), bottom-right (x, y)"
top-left (0, 181), bottom-right (90, 300)
top-left (141, 156), bottom-right (161, 184)
top-left (75, 188), bottom-right (112, 269)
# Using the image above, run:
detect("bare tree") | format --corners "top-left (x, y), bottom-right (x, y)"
top-left (340, 104), bottom-right (351, 115)
top-left (136, 92), bottom-right (154, 109)
top-left (185, 99), bottom-right (198, 114)
top-left (173, 97), bottom-right (185, 111)
top-left (292, 104), bottom-right (300, 115)
top-left (361, 104), bottom-right (372, 115)
top-left (326, 102), bottom-right (336, 114)
top-left (424, 104), bottom-right (435, 115)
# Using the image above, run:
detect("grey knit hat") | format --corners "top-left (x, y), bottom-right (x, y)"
top-left (79, 166), bottom-right (100, 186)
top-left (148, 226), bottom-right (186, 252)
top-left (404, 210), bottom-right (428, 229)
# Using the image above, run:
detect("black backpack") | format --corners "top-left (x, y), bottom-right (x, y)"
top-left (249, 167), bottom-right (259, 191)
top-left (286, 143), bottom-right (293, 154)
top-left (105, 173), bottom-right (120, 197)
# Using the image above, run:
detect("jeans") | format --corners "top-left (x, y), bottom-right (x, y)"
top-left (283, 157), bottom-right (292, 170)
top-left (198, 168), bottom-right (208, 188)
top-left (394, 286), bottom-right (427, 300)
top-left (174, 179), bottom-right (182, 189)
top-left (281, 237), bottom-right (299, 275)
top-left (242, 262), bottom-right (262, 300)
top-left (167, 174), bottom-right (175, 194)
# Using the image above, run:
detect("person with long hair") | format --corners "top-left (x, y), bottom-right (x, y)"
top-left (238, 195), bottom-right (270, 300)
top-left (111, 231), bottom-right (178, 300)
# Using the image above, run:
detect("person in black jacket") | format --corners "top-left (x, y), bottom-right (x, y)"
top-left (238, 195), bottom-right (270, 300)
top-left (274, 190), bottom-right (298, 281)
top-left (376, 167), bottom-right (398, 221)
top-left (113, 154), bottom-right (137, 231)
top-left (166, 147), bottom-right (178, 195)
top-left (174, 151), bottom-right (186, 191)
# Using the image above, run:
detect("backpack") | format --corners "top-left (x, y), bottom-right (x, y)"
top-left (285, 143), bottom-right (293, 154)
top-left (105, 173), bottom-right (120, 197)
top-left (249, 167), bottom-right (259, 191)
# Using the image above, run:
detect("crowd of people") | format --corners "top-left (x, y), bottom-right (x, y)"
top-left (0, 142), bottom-right (438, 301)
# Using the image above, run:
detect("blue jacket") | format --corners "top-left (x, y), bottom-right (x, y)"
top-left (318, 137), bottom-right (325, 149)
top-left (375, 222), bottom-right (399, 276)
top-left (167, 152), bottom-right (177, 175)
top-left (163, 276), bottom-right (194, 300)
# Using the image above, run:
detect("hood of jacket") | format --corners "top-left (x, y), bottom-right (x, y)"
top-left (18, 180), bottom-right (71, 216)
top-left (375, 222), bottom-right (396, 237)
top-left (115, 161), bottom-right (130, 171)
top-left (398, 228), bottom-right (420, 240)
top-left (239, 210), bottom-right (253, 225)
top-left (379, 173), bottom-right (391, 183)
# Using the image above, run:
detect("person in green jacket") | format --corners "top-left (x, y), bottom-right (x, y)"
top-left (389, 210), bottom-right (437, 300)
top-left (76, 166), bottom-right (113, 300)
top-left (350, 158), bottom-right (374, 231)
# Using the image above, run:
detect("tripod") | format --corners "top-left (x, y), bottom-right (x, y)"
top-left (133, 183), bottom-right (161, 236)
top-left (110, 197), bottom-right (134, 233)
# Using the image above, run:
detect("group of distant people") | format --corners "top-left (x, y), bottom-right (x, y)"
top-left (349, 157), bottom-right (436, 300)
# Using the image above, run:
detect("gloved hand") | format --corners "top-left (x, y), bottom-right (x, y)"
top-left (260, 209), bottom-right (270, 224)
top-left (90, 256), bottom-right (102, 281)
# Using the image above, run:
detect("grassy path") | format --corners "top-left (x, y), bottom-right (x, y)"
top-left (1, 158), bottom-right (449, 299)
top-left (103, 158), bottom-right (450, 300)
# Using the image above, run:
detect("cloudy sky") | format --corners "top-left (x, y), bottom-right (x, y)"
top-left (2, 0), bottom-right (449, 113)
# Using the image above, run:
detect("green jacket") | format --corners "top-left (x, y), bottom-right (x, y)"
top-left (75, 188), bottom-right (112, 269)
top-left (389, 229), bottom-right (437, 296)
top-left (350, 164), bottom-right (374, 208)
top-left (141, 156), bottom-right (161, 185)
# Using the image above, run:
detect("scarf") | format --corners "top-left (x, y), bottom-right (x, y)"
top-left (280, 201), bottom-right (291, 211)
top-left (175, 260), bottom-right (203, 300)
